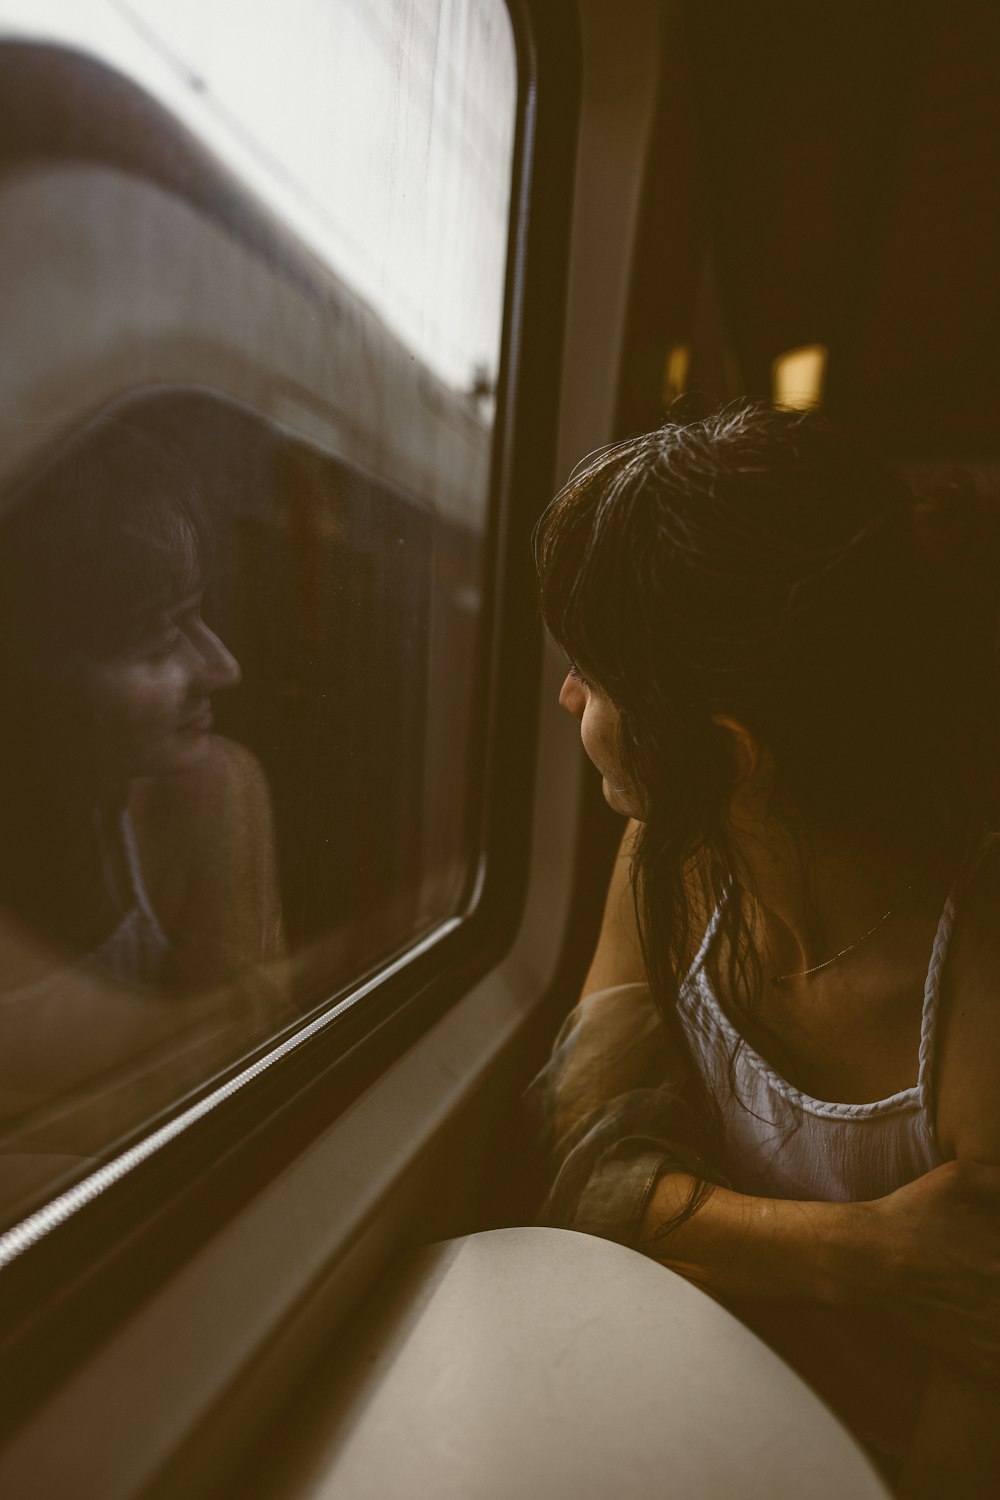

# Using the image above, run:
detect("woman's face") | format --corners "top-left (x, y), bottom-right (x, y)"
top-left (71, 590), bottom-right (240, 778)
top-left (558, 666), bottom-right (642, 818)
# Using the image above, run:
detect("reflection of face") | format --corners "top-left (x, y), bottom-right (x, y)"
top-left (72, 592), bottom-right (240, 777)
top-left (558, 666), bottom-right (642, 818)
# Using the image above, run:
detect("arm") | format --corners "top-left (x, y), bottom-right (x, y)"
top-left (895, 855), bottom-right (1000, 1498)
top-left (577, 818), bottom-right (647, 1000)
top-left (536, 819), bottom-right (713, 1243)
top-left (549, 819), bottom-right (661, 1145)
top-left (638, 1157), bottom-right (1000, 1346)
top-left (636, 1170), bottom-right (865, 1306)
top-left (133, 736), bottom-right (287, 988)
top-left (172, 736), bottom-right (286, 982)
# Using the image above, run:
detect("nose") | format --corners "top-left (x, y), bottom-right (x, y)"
top-left (558, 670), bottom-right (586, 720)
top-left (195, 625), bottom-right (241, 694)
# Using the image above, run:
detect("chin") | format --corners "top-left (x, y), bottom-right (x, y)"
top-left (129, 732), bottom-right (214, 778)
top-left (167, 732), bottom-right (215, 771)
top-left (601, 777), bottom-right (640, 818)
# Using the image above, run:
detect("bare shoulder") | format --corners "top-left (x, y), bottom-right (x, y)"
top-left (129, 737), bottom-right (277, 925)
top-left (132, 736), bottom-right (272, 831)
top-left (934, 839), bottom-right (1000, 1161)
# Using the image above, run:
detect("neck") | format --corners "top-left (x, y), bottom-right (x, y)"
top-left (731, 819), bottom-right (939, 979)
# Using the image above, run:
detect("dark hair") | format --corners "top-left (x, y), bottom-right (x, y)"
top-left (535, 404), bottom-right (999, 1210)
top-left (0, 417), bottom-right (204, 671)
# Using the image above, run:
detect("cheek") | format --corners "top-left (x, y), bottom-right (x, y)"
top-left (579, 714), bottom-right (601, 763)
top-left (84, 662), bottom-right (186, 740)
top-left (558, 673), bottom-right (587, 718)
top-left (581, 701), bottom-right (618, 759)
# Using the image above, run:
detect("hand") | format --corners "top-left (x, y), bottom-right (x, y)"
top-left (857, 1160), bottom-right (1000, 1382)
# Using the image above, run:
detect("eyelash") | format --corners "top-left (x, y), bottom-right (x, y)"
top-left (567, 661), bottom-right (590, 688)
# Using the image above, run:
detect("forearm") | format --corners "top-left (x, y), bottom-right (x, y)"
top-left (637, 1171), bottom-right (877, 1309)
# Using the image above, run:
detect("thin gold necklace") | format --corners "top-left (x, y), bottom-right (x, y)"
top-left (770, 887), bottom-right (912, 988)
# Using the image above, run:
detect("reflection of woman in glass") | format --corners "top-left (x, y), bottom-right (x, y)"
top-left (0, 417), bottom-right (284, 1127)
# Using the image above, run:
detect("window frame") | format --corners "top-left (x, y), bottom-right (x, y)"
top-left (0, 0), bottom-right (581, 1420)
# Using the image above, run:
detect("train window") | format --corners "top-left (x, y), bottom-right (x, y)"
top-left (0, 0), bottom-right (518, 1235)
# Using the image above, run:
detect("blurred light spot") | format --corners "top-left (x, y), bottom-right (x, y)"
top-left (662, 343), bottom-right (689, 405)
top-left (772, 343), bottom-right (827, 408)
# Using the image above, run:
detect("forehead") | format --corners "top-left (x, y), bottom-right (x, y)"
top-left (65, 514), bottom-right (204, 662)
top-left (133, 583), bottom-right (200, 629)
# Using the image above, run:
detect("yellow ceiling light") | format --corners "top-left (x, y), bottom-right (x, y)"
top-left (662, 342), bottom-right (690, 406)
top-left (772, 343), bottom-right (827, 409)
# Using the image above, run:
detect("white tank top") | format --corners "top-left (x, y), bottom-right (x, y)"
top-left (676, 885), bottom-right (959, 1202)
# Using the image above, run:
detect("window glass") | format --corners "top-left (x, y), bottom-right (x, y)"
top-left (0, 0), bottom-right (517, 1230)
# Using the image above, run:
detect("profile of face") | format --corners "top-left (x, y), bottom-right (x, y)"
top-left (558, 665), bottom-right (642, 819)
top-left (71, 586), bottom-right (241, 779)
top-left (2, 420), bottom-right (242, 784)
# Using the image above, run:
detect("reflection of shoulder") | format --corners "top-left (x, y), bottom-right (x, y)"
top-left (198, 734), bottom-right (267, 788)
top-left (134, 736), bottom-right (271, 832)
top-left (129, 737), bottom-right (276, 926)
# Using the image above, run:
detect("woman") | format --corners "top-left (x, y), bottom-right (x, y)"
top-left (0, 416), bottom-right (286, 1191)
top-left (531, 404), bottom-right (1000, 1496)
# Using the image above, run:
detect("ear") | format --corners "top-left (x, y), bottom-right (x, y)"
top-left (710, 714), bottom-right (761, 786)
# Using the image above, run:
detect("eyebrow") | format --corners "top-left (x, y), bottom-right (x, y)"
top-left (127, 588), bottom-right (203, 639)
